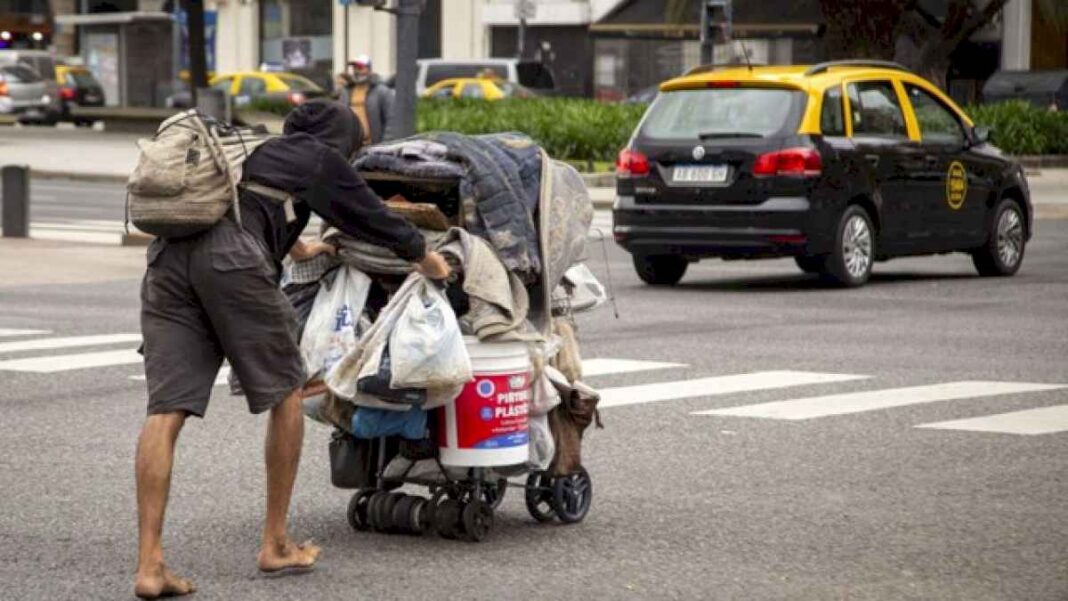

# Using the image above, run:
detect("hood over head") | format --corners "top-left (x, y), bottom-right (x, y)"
top-left (283, 99), bottom-right (364, 158)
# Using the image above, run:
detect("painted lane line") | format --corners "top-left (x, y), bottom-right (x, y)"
top-left (0, 349), bottom-right (142, 373)
top-left (0, 333), bottom-right (141, 354)
top-left (582, 358), bottom-right (686, 377)
top-left (697, 381), bottom-right (1068, 420)
top-left (916, 404), bottom-right (1068, 435)
top-left (599, 371), bottom-right (868, 409)
top-left (0, 329), bottom-right (52, 338)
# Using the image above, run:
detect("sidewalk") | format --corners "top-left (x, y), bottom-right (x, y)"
top-left (0, 237), bottom-right (144, 287)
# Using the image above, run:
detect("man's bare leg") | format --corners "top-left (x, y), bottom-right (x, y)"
top-left (134, 412), bottom-right (196, 599)
top-left (257, 389), bottom-right (321, 572)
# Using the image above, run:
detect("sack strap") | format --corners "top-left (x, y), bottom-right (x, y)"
top-left (240, 181), bottom-right (298, 224)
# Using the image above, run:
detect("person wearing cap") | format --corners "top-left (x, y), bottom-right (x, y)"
top-left (132, 99), bottom-right (449, 599)
top-left (335, 54), bottom-right (395, 145)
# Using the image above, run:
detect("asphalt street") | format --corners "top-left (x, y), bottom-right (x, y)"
top-left (1, 220), bottom-right (1066, 600)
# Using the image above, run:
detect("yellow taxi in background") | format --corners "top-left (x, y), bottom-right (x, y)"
top-left (423, 77), bottom-right (535, 100)
top-left (614, 60), bottom-right (1032, 287)
top-left (168, 71), bottom-right (326, 109)
top-left (54, 64), bottom-right (105, 125)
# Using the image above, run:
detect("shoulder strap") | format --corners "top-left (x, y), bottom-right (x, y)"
top-left (239, 181), bottom-right (298, 224)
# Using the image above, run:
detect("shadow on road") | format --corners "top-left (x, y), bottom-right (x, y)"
top-left (671, 271), bottom-right (979, 293)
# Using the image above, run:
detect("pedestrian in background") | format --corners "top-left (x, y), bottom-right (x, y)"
top-left (335, 54), bottom-right (395, 145)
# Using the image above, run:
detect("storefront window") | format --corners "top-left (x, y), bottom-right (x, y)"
top-left (260, 0), bottom-right (333, 90)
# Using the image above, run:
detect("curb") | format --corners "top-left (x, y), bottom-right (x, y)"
top-left (32, 170), bottom-right (128, 184)
top-left (581, 172), bottom-right (615, 188)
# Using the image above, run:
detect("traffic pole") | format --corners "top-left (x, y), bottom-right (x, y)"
top-left (2, 165), bottom-right (30, 238)
top-left (392, 0), bottom-right (421, 139)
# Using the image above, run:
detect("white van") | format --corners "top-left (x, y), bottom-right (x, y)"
top-left (414, 58), bottom-right (556, 95)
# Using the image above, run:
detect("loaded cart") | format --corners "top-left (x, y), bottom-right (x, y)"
top-left (296, 132), bottom-right (607, 542)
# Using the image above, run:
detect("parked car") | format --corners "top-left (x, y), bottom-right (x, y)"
top-left (55, 64), bottom-right (105, 126)
top-left (613, 60), bottom-right (1032, 287)
top-left (0, 49), bottom-right (61, 122)
top-left (168, 71), bottom-right (326, 109)
top-left (423, 77), bottom-right (536, 100)
top-left (414, 58), bottom-right (555, 96)
top-left (0, 63), bottom-right (51, 123)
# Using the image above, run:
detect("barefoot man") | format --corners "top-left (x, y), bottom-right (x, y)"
top-left (133, 100), bottom-right (450, 598)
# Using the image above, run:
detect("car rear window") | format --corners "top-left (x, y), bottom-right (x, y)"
top-left (640, 87), bottom-right (804, 139)
top-left (67, 70), bottom-right (99, 87)
top-left (1, 65), bottom-right (40, 83)
top-left (426, 64), bottom-right (508, 86)
top-left (277, 74), bottom-right (320, 92)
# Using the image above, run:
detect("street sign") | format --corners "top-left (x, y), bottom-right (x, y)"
top-left (514, 0), bottom-right (536, 21)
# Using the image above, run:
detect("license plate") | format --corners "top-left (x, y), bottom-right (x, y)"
top-left (85, 95), bottom-right (99, 102)
top-left (673, 164), bottom-right (728, 183)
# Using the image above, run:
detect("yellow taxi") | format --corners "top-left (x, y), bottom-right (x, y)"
top-left (54, 64), bottom-right (105, 124)
top-left (423, 77), bottom-right (535, 100)
top-left (208, 71), bottom-right (325, 107)
top-left (614, 60), bottom-right (1031, 287)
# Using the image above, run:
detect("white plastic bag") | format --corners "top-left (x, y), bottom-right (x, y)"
top-left (562, 263), bottom-right (607, 313)
top-left (389, 280), bottom-right (472, 389)
top-left (300, 266), bottom-right (372, 378)
top-left (528, 414), bottom-right (555, 471)
top-left (531, 367), bottom-right (563, 416)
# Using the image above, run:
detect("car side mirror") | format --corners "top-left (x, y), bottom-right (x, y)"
top-left (973, 125), bottom-right (991, 145)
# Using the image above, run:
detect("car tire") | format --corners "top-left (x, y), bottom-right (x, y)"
top-left (820, 205), bottom-right (875, 288)
top-left (633, 254), bottom-right (688, 286)
top-left (972, 198), bottom-right (1025, 277)
top-left (794, 256), bottom-right (823, 274)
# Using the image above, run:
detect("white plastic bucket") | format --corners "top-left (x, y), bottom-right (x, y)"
top-left (437, 337), bottom-right (531, 467)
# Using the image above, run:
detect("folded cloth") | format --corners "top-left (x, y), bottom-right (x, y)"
top-left (436, 228), bottom-right (536, 341)
top-left (363, 138), bottom-right (450, 162)
top-left (324, 228), bottom-right (447, 275)
top-left (287, 252), bottom-right (339, 285)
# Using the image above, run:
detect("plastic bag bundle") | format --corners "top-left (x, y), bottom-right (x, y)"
top-left (389, 281), bottom-right (472, 389)
top-left (300, 266), bottom-right (372, 379)
top-left (528, 413), bottom-right (554, 470)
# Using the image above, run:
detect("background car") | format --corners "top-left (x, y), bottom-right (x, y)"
top-left (168, 71), bottom-right (326, 109)
top-left (55, 64), bottom-right (105, 126)
top-left (0, 49), bottom-right (61, 122)
top-left (413, 58), bottom-right (555, 96)
top-left (0, 63), bottom-right (51, 123)
top-left (613, 61), bottom-right (1031, 288)
top-left (423, 77), bottom-right (536, 100)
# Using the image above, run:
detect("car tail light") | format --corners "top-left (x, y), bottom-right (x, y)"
top-left (287, 92), bottom-right (306, 105)
top-left (0, 80), bottom-right (7, 97)
top-left (617, 148), bottom-right (649, 177)
top-left (60, 86), bottom-right (76, 100)
top-left (705, 80), bottom-right (740, 88)
top-left (752, 147), bottom-right (822, 177)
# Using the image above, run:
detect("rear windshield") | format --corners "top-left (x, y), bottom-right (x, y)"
top-left (426, 64), bottom-right (508, 86)
top-left (277, 74), bottom-right (320, 92)
top-left (67, 70), bottom-right (99, 87)
top-left (640, 87), bottom-right (804, 139)
top-left (1, 65), bottom-right (41, 83)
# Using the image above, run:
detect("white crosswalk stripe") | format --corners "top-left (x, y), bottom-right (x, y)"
top-left (582, 358), bottom-right (685, 377)
top-left (599, 371), bottom-right (868, 409)
top-left (0, 328), bottom-right (52, 338)
top-left (696, 381), bottom-right (1067, 420)
top-left (916, 404), bottom-right (1068, 435)
top-left (0, 349), bottom-right (141, 373)
top-left (0, 333), bottom-right (140, 354)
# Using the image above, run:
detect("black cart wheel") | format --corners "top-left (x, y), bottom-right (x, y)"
top-left (524, 471), bottom-right (556, 523)
top-left (366, 491), bottom-right (386, 531)
top-left (409, 496), bottom-right (431, 535)
top-left (552, 467), bottom-right (592, 524)
top-left (482, 478), bottom-right (508, 509)
top-left (346, 489), bottom-right (376, 532)
top-left (461, 500), bottom-right (494, 542)
top-left (391, 495), bottom-right (420, 534)
top-left (435, 499), bottom-right (465, 540)
top-left (633, 254), bottom-right (688, 286)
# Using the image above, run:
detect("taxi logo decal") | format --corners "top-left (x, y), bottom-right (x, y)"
top-left (946, 161), bottom-right (967, 210)
top-left (692, 146), bottom-right (705, 160)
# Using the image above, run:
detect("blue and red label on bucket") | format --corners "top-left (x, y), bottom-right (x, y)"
top-left (451, 371), bottom-right (531, 450)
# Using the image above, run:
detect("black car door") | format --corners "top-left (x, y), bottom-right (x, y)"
top-left (903, 83), bottom-right (994, 248)
top-left (844, 79), bottom-right (922, 253)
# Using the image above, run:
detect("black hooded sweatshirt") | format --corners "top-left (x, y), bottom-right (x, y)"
top-left (237, 99), bottom-right (425, 266)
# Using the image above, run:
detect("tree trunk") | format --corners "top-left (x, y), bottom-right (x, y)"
top-left (819, 0), bottom-right (911, 60)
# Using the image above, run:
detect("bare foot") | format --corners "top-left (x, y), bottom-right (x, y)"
top-left (256, 539), bottom-right (321, 573)
top-left (134, 564), bottom-right (196, 599)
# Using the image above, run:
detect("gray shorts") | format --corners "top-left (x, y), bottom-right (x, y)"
top-left (140, 220), bottom-right (305, 417)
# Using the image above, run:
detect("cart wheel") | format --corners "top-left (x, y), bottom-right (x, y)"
top-left (366, 491), bottom-right (386, 531)
top-left (435, 499), bottom-right (464, 540)
top-left (524, 471), bottom-right (556, 523)
top-left (461, 500), bottom-right (494, 542)
top-left (482, 478), bottom-right (508, 509)
top-left (391, 495), bottom-right (419, 534)
top-left (552, 467), bottom-right (592, 524)
top-left (380, 492), bottom-right (406, 533)
top-left (409, 496), bottom-right (431, 535)
top-left (346, 489), bottom-right (376, 532)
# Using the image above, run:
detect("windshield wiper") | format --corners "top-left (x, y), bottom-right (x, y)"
top-left (697, 132), bottom-right (764, 139)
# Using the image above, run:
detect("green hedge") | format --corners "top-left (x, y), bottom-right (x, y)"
top-left (966, 101), bottom-right (1068, 156)
top-left (248, 96), bottom-right (646, 163)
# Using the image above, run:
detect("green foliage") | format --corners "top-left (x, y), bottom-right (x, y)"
top-left (242, 96), bottom-right (647, 163)
top-left (967, 101), bottom-right (1068, 155)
